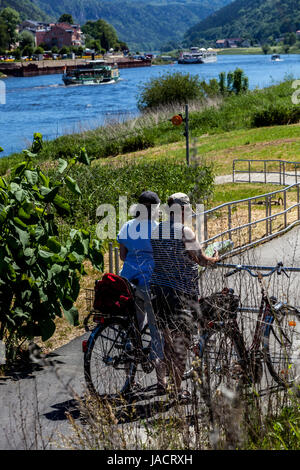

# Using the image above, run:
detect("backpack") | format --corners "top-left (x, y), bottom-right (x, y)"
top-left (93, 273), bottom-right (135, 316)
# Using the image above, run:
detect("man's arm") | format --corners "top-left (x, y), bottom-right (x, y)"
top-left (183, 226), bottom-right (219, 266)
top-left (119, 243), bottom-right (128, 262)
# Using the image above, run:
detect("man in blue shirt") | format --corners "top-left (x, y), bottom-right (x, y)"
top-left (117, 191), bottom-right (164, 366)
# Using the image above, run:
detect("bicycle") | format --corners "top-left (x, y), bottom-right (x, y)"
top-left (82, 279), bottom-right (159, 402)
top-left (190, 261), bottom-right (300, 402)
top-left (82, 262), bottom-right (300, 403)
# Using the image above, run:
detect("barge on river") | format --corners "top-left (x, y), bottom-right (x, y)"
top-left (62, 60), bottom-right (120, 85)
top-left (178, 47), bottom-right (217, 64)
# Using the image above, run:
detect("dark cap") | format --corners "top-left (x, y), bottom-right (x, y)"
top-left (138, 191), bottom-right (160, 205)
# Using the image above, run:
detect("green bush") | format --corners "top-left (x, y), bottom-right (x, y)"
top-left (252, 103), bottom-right (300, 127)
top-left (121, 133), bottom-right (155, 153)
top-left (53, 158), bottom-right (215, 237)
top-left (137, 71), bottom-right (204, 110)
top-left (0, 137), bottom-right (103, 361)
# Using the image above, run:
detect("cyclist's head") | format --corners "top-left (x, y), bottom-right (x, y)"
top-left (131, 191), bottom-right (160, 220)
top-left (167, 192), bottom-right (196, 222)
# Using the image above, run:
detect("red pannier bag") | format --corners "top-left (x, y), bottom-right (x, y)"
top-left (93, 273), bottom-right (135, 316)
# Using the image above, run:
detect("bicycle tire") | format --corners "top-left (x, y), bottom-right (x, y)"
top-left (84, 317), bottom-right (137, 400)
top-left (264, 305), bottom-right (300, 388)
top-left (196, 327), bottom-right (245, 402)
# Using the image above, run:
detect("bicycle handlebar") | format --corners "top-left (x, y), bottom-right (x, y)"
top-left (216, 261), bottom-right (292, 278)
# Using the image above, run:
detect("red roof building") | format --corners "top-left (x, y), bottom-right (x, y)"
top-left (36, 23), bottom-right (83, 49)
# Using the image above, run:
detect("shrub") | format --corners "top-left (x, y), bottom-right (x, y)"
top-left (251, 103), bottom-right (300, 127)
top-left (56, 158), bottom-right (215, 236)
top-left (121, 133), bottom-right (155, 153)
top-left (0, 137), bottom-right (103, 361)
top-left (137, 72), bottom-right (204, 110)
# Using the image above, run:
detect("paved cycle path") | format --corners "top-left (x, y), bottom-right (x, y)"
top-left (1, 225), bottom-right (300, 450)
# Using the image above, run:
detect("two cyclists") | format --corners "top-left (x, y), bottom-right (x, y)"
top-left (118, 191), bottom-right (219, 399)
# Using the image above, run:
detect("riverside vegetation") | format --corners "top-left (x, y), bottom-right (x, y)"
top-left (1, 70), bottom-right (300, 449)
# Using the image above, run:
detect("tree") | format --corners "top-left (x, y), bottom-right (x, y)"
top-left (60, 46), bottom-right (70, 55)
top-left (58, 13), bottom-right (75, 24)
top-left (0, 7), bottom-right (20, 48)
top-left (262, 44), bottom-right (270, 55)
top-left (22, 44), bottom-right (34, 58)
top-left (35, 46), bottom-right (44, 55)
top-left (82, 19), bottom-right (120, 52)
top-left (19, 30), bottom-right (35, 51)
top-left (137, 72), bottom-right (204, 110)
top-left (0, 18), bottom-right (9, 51)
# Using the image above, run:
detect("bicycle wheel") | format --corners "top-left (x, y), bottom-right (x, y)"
top-left (265, 305), bottom-right (300, 387)
top-left (84, 317), bottom-right (137, 400)
top-left (197, 328), bottom-right (244, 401)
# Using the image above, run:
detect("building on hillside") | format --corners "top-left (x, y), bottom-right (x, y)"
top-left (216, 39), bottom-right (229, 48)
top-left (18, 20), bottom-right (51, 47)
top-left (227, 38), bottom-right (243, 47)
top-left (296, 30), bottom-right (300, 37)
top-left (35, 23), bottom-right (84, 49)
top-left (216, 38), bottom-right (245, 48)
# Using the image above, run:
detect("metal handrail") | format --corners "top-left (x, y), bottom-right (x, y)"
top-left (200, 182), bottom-right (300, 256)
top-left (233, 159), bottom-right (300, 185)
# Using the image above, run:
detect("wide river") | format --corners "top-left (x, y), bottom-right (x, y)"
top-left (1, 54), bottom-right (300, 157)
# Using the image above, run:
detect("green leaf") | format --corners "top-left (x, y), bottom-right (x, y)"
top-left (65, 176), bottom-right (82, 197)
top-left (62, 305), bottom-right (79, 326)
top-left (38, 249), bottom-right (54, 259)
top-left (46, 237), bottom-right (62, 254)
top-left (25, 170), bottom-right (39, 185)
top-left (52, 195), bottom-right (71, 214)
top-left (14, 225), bottom-right (30, 249)
top-left (0, 207), bottom-right (7, 224)
top-left (77, 148), bottom-right (90, 166)
top-left (58, 158), bottom-right (68, 174)
top-left (40, 318), bottom-right (56, 342)
top-left (0, 177), bottom-right (7, 188)
top-left (40, 186), bottom-right (60, 203)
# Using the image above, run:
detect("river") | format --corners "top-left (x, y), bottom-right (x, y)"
top-left (1, 54), bottom-right (300, 157)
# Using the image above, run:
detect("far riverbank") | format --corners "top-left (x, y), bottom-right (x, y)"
top-left (0, 57), bottom-right (151, 78)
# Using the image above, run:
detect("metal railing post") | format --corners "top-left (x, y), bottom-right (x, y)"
top-left (248, 199), bottom-right (252, 243)
top-left (233, 160), bottom-right (235, 182)
top-left (298, 184), bottom-right (300, 221)
top-left (114, 247), bottom-right (120, 275)
top-left (248, 160), bottom-right (251, 183)
top-left (109, 242), bottom-right (114, 273)
top-left (264, 161), bottom-right (267, 184)
top-left (269, 196), bottom-right (272, 235)
top-left (283, 162), bottom-right (286, 186)
top-left (204, 212), bottom-right (208, 242)
top-left (265, 196), bottom-right (269, 236)
top-left (284, 191), bottom-right (287, 228)
top-left (228, 204), bottom-right (232, 240)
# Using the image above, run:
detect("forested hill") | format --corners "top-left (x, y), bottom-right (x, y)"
top-left (31, 0), bottom-right (232, 50)
top-left (0, 0), bottom-right (50, 21)
top-left (184, 0), bottom-right (300, 45)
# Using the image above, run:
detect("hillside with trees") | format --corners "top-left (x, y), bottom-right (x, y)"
top-left (184, 0), bottom-right (300, 46)
top-left (32, 0), bottom-right (232, 50)
top-left (0, 0), bottom-right (49, 21)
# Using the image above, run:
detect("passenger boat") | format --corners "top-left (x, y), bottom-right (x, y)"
top-left (62, 60), bottom-right (120, 86)
top-left (271, 54), bottom-right (281, 62)
top-left (178, 47), bottom-right (217, 64)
